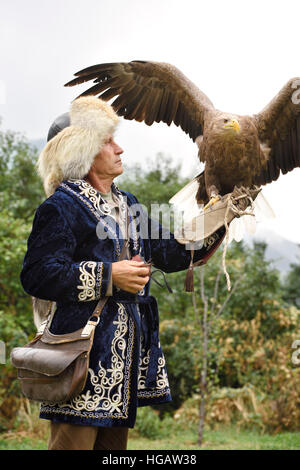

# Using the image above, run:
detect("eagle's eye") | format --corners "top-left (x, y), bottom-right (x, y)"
top-left (224, 119), bottom-right (229, 123)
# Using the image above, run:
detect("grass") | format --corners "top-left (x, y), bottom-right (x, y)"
top-left (1, 401), bottom-right (299, 450)
top-left (129, 427), bottom-right (300, 450)
top-left (1, 425), bottom-right (300, 450)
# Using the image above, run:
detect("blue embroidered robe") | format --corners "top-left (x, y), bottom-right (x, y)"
top-left (20, 179), bottom-right (225, 428)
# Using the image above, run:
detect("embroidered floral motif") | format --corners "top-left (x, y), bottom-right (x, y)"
top-left (83, 302), bottom-right (128, 413)
top-left (67, 179), bottom-right (139, 252)
top-left (203, 233), bottom-right (219, 248)
top-left (41, 303), bottom-right (135, 419)
top-left (156, 356), bottom-right (169, 389)
top-left (69, 179), bottom-right (111, 215)
top-left (137, 342), bottom-right (170, 398)
top-left (137, 349), bottom-right (150, 390)
top-left (77, 261), bottom-right (103, 301)
top-left (60, 182), bottom-right (121, 258)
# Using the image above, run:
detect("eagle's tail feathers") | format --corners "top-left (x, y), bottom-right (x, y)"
top-left (253, 191), bottom-right (276, 220)
top-left (169, 177), bottom-right (199, 206)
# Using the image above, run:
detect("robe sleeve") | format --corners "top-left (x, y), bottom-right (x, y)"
top-left (20, 201), bottom-right (112, 303)
top-left (147, 216), bottom-right (225, 273)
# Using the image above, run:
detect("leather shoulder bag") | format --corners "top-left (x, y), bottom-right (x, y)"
top-left (11, 297), bottom-right (109, 403)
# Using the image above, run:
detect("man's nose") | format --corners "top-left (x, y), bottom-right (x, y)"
top-left (115, 144), bottom-right (124, 155)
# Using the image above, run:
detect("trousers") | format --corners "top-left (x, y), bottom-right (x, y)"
top-left (48, 422), bottom-right (129, 450)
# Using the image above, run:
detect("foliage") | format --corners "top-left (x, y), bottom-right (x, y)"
top-left (135, 406), bottom-right (166, 440)
top-left (0, 125), bottom-right (299, 438)
top-left (0, 210), bottom-right (36, 430)
top-left (119, 154), bottom-right (300, 434)
top-left (0, 125), bottom-right (43, 220)
top-left (175, 305), bottom-right (300, 433)
top-left (159, 319), bottom-right (200, 409)
top-left (118, 153), bottom-right (189, 234)
top-left (2, 417), bottom-right (300, 450)
top-left (0, 124), bottom-right (44, 428)
top-left (118, 153), bottom-right (188, 211)
top-left (283, 257), bottom-right (300, 308)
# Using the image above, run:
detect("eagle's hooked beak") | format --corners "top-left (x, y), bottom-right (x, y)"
top-left (224, 118), bottom-right (240, 133)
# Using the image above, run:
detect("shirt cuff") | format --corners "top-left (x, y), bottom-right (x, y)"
top-left (105, 271), bottom-right (113, 296)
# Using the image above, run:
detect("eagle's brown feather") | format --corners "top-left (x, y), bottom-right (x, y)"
top-left (65, 61), bottom-right (212, 141)
top-left (65, 61), bottom-right (300, 202)
top-left (253, 78), bottom-right (300, 185)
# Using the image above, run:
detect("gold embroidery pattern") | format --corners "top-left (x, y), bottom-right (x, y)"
top-left (81, 302), bottom-right (128, 413)
top-left (137, 349), bottom-right (150, 390)
top-left (40, 303), bottom-right (135, 420)
top-left (60, 182), bottom-right (121, 258)
top-left (77, 261), bottom-right (103, 301)
top-left (203, 233), bottom-right (219, 248)
top-left (137, 346), bottom-right (170, 398)
top-left (71, 179), bottom-right (139, 254)
top-left (70, 179), bottom-right (111, 215)
top-left (95, 262), bottom-right (103, 298)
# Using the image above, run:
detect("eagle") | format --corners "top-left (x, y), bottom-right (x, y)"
top-left (65, 61), bottom-right (300, 210)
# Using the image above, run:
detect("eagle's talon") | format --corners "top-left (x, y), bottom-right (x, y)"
top-left (204, 195), bottom-right (221, 211)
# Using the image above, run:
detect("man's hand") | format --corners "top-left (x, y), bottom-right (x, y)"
top-left (111, 260), bottom-right (150, 293)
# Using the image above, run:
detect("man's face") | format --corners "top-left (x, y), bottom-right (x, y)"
top-left (90, 135), bottom-right (124, 178)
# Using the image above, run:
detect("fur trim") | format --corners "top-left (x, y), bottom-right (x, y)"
top-left (32, 297), bottom-right (53, 330)
top-left (37, 97), bottom-right (119, 197)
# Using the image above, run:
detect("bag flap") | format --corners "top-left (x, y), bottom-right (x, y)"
top-left (11, 347), bottom-right (86, 376)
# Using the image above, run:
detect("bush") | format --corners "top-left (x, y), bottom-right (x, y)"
top-left (135, 406), bottom-right (175, 440)
top-left (174, 306), bottom-right (300, 434)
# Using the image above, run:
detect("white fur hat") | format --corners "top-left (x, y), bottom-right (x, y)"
top-left (37, 96), bottom-right (119, 197)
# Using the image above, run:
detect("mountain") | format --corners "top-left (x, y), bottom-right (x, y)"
top-left (243, 227), bottom-right (300, 276)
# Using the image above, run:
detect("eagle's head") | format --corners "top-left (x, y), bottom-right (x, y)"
top-left (223, 117), bottom-right (240, 133)
top-left (209, 113), bottom-right (240, 139)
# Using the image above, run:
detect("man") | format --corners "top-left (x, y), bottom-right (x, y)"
top-left (20, 96), bottom-right (225, 450)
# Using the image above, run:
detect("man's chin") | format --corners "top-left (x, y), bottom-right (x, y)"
top-left (113, 166), bottom-right (124, 177)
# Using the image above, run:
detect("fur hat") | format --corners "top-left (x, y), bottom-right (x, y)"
top-left (37, 96), bottom-right (119, 197)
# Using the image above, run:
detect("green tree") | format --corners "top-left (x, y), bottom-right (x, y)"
top-left (0, 124), bottom-right (44, 429)
top-left (0, 123), bottom-right (44, 220)
top-left (118, 153), bottom-right (188, 210)
top-left (0, 138), bottom-right (297, 436)
top-left (283, 256), bottom-right (300, 308)
top-left (0, 123), bottom-right (43, 329)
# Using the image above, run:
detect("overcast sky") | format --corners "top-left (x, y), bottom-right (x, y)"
top-left (1, 0), bottom-right (300, 244)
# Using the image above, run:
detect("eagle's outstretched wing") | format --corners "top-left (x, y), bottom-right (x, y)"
top-left (254, 77), bottom-right (300, 185)
top-left (65, 60), bottom-right (214, 141)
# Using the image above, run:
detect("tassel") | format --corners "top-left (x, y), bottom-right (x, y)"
top-left (185, 249), bottom-right (195, 292)
top-left (185, 266), bottom-right (194, 292)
